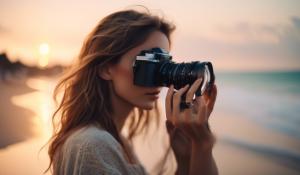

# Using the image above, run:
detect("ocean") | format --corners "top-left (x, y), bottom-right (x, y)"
top-left (216, 71), bottom-right (300, 139)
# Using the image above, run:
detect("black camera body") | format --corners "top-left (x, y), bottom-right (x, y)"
top-left (132, 48), bottom-right (215, 96)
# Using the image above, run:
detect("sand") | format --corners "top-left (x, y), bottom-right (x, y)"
top-left (0, 76), bottom-right (52, 175)
top-left (0, 78), bottom-right (37, 148)
top-left (210, 110), bottom-right (300, 175)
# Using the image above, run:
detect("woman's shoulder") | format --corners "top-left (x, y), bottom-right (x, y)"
top-left (58, 125), bottom-right (147, 175)
top-left (64, 124), bottom-right (121, 151)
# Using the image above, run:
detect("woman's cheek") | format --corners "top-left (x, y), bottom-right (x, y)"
top-left (113, 65), bottom-right (138, 95)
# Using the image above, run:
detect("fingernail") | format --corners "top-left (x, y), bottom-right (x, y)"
top-left (197, 78), bottom-right (202, 83)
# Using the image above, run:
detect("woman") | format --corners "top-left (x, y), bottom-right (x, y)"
top-left (47, 8), bottom-right (218, 175)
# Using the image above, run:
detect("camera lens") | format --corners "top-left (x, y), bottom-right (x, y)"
top-left (158, 61), bottom-right (214, 95)
top-left (199, 65), bottom-right (210, 95)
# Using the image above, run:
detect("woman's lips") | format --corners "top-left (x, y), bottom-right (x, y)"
top-left (145, 91), bottom-right (160, 99)
top-left (145, 91), bottom-right (160, 95)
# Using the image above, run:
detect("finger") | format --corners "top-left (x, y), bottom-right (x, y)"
top-left (183, 108), bottom-right (192, 123)
top-left (184, 78), bottom-right (203, 122)
top-left (172, 84), bottom-right (190, 118)
top-left (177, 78), bottom-right (202, 122)
top-left (196, 96), bottom-right (208, 124)
top-left (204, 84), bottom-right (217, 117)
top-left (165, 85), bottom-right (174, 121)
top-left (208, 85), bottom-right (217, 110)
top-left (185, 78), bottom-right (202, 103)
top-left (191, 98), bottom-right (199, 114)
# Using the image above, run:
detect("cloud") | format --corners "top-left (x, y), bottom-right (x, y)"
top-left (173, 17), bottom-right (300, 70)
top-left (279, 16), bottom-right (300, 58)
top-left (213, 21), bottom-right (286, 45)
top-left (0, 25), bottom-right (4, 32)
top-left (291, 17), bottom-right (300, 29)
top-left (0, 24), bottom-right (10, 34)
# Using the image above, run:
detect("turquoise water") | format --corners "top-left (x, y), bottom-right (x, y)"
top-left (216, 71), bottom-right (300, 139)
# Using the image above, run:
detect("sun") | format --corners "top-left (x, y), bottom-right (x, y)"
top-left (38, 43), bottom-right (50, 68)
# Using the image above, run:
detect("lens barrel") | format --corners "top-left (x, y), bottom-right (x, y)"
top-left (158, 61), bottom-right (214, 95)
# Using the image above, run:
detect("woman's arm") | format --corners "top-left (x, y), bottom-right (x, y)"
top-left (189, 141), bottom-right (218, 175)
top-left (166, 121), bottom-right (191, 175)
top-left (176, 159), bottom-right (190, 175)
top-left (165, 79), bottom-right (218, 175)
top-left (172, 137), bottom-right (218, 175)
top-left (171, 126), bottom-right (218, 175)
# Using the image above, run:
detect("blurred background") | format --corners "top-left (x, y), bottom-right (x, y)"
top-left (0, 0), bottom-right (299, 175)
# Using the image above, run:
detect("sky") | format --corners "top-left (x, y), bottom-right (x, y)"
top-left (0, 0), bottom-right (299, 71)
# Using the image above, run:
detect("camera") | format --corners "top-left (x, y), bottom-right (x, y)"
top-left (132, 47), bottom-right (215, 96)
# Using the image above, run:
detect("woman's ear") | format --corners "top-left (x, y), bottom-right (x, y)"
top-left (98, 65), bottom-right (113, 80)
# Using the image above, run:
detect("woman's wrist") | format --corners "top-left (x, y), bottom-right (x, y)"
top-left (189, 139), bottom-right (216, 175)
top-left (173, 148), bottom-right (191, 161)
top-left (191, 135), bottom-right (215, 153)
top-left (175, 158), bottom-right (190, 175)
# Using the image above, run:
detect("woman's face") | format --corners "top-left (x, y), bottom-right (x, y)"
top-left (107, 31), bottom-right (170, 110)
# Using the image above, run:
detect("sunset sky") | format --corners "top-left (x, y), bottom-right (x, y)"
top-left (0, 0), bottom-right (299, 71)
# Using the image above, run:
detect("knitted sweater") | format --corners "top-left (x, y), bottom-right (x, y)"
top-left (53, 125), bottom-right (147, 175)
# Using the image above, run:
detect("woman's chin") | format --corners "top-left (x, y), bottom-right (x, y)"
top-left (136, 102), bottom-right (155, 110)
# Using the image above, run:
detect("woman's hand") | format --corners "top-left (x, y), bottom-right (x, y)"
top-left (165, 78), bottom-right (218, 175)
top-left (165, 79), bottom-right (217, 147)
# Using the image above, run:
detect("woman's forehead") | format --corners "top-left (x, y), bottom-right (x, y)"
top-left (127, 31), bottom-right (170, 58)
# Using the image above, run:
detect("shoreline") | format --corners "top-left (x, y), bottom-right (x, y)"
top-left (0, 77), bottom-right (299, 175)
top-left (210, 110), bottom-right (300, 175)
top-left (0, 78), bottom-right (37, 149)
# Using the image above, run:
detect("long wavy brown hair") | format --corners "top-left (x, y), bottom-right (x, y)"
top-left (46, 8), bottom-right (175, 173)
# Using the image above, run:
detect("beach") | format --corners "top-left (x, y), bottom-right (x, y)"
top-left (0, 78), bottom-right (36, 149)
top-left (0, 76), bottom-right (54, 175)
top-left (0, 72), bottom-right (300, 175)
top-left (211, 111), bottom-right (300, 175)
